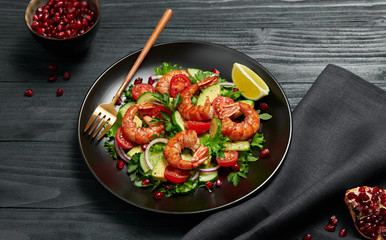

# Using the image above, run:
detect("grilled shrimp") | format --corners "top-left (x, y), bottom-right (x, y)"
top-left (155, 70), bottom-right (190, 95)
top-left (122, 104), bottom-right (165, 144)
top-left (178, 76), bottom-right (219, 121)
top-left (219, 102), bottom-right (260, 141)
top-left (164, 130), bottom-right (209, 170)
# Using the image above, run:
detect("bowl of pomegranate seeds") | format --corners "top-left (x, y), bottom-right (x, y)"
top-left (25, 0), bottom-right (100, 55)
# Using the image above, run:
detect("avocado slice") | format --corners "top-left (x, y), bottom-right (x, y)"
top-left (151, 158), bottom-right (168, 181)
top-left (196, 84), bottom-right (220, 106)
top-left (127, 146), bottom-right (143, 158)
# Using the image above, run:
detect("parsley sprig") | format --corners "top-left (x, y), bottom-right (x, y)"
top-left (153, 62), bottom-right (181, 75)
top-left (152, 92), bottom-right (182, 111)
top-left (200, 134), bottom-right (230, 158)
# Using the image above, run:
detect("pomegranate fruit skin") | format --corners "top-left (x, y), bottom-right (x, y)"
top-left (344, 186), bottom-right (386, 240)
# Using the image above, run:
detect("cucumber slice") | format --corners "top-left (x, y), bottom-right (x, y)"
top-left (199, 170), bottom-right (218, 182)
top-left (147, 147), bottom-right (166, 169)
top-left (196, 84), bottom-right (221, 106)
top-left (136, 92), bottom-right (158, 104)
top-left (172, 111), bottom-right (186, 132)
top-left (224, 141), bottom-right (251, 151)
top-left (209, 117), bottom-right (221, 137)
top-left (238, 99), bottom-right (255, 108)
top-left (233, 100), bottom-right (255, 119)
top-left (139, 153), bottom-right (151, 175)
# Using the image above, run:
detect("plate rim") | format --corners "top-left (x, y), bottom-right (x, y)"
top-left (77, 40), bottom-right (293, 214)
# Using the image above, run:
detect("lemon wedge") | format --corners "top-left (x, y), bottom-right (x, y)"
top-left (231, 63), bottom-right (269, 100)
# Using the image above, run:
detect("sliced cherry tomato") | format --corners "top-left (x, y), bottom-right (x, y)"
top-left (116, 127), bottom-right (136, 149)
top-left (169, 74), bottom-right (191, 97)
top-left (185, 121), bottom-right (211, 135)
top-left (164, 165), bottom-right (190, 183)
top-left (216, 150), bottom-right (238, 167)
top-left (212, 96), bottom-right (235, 118)
top-left (149, 106), bottom-right (173, 121)
top-left (131, 83), bottom-right (156, 100)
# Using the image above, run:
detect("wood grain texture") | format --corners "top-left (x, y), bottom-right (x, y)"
top-left (1, 0), bottom-right (386, 239)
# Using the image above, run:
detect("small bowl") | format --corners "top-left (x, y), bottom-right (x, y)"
top-left (25, 0), bottom-right (100, 55)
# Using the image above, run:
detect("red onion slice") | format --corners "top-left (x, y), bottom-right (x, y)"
top-left (144, 138), bottom-right (169, 170)
top-left (150, 101), bottom-right (164, 106)
top-left (198, 164), bottom-right (221, 172)
top-left (114, 138), bottom-right (131, 163)
top-left (191, 171), bottom-right (200, 181)
top-left (218, 82), bottom-right (236, 86)
top-left (150, 75), bottom-right (163, 80)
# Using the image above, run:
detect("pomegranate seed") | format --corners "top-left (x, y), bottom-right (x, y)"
top-left (24, 89), bottom-right (33, 97)
top-left (212, 68), bottom-right (220, 75)
top-left (325, 223), bottom-right (336, 232)
top-left (339, 228), bottom-right (347, 237)
top-left (116, 160), bottom-right (124, 169)
top-left (56, 88), bottom-right (63, 96)
top-left (347, 192), bottom-right (356, 200)
top-left (148, 76), bottom-right (155, 85)
top-left (31, 0), bottom-right (97, 39)
top-left (233, 88), bottom-right (239, 92)
top-left (329, 215), bottom-right (338, 225)
top-left (153, 191), bottom-right (163, 200)
top-left (205, 181), bottom-right (214, 189)
top-left (141, 144), bottom-right (148, 151)
top-left (215, 178), bottom-right (222, 187)
top-left (142, 179), bottom-right (150, 186)
top-left (231, 163), bottom-right (240, 172)
top-left (260, 148), bottom-right (270, 158)
top-left (259, 102), bottom-right (269, 111)
top-left (165, 184), bottom-right (174, 190)
top-left (48, 64), bottom-right (57, 72)
top-left (115, 97), bottom-right (122, 105)
top-left (302, 233), bottom-right (312, 240)
top-left (134, 77), bottom-right (143, 84)
top-left (48, 75), bottom-right (57, 82)
top-left (63, 71), bottom-right (71, 80)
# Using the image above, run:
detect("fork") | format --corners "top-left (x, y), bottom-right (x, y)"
top-left (84, 9), bottom-right (173, 140)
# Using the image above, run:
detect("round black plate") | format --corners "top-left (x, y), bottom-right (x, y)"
top-left (78, 41), bottom-right (292, 214)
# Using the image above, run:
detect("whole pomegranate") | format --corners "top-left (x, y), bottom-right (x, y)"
top-left (345, 186), bottom-right (386, 239)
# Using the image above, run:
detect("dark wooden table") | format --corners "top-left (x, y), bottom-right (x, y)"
top-left (1, 0), bottom-right (386, 239)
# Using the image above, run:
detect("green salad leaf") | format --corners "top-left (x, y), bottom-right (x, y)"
top-left (153, 62), bottom-right (181, 75)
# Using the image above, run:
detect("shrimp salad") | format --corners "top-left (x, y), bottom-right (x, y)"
top-left (104, 62), bottom-right (272, 199)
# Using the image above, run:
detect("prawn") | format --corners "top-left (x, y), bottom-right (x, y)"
top-left (122, 103), bottom-right (165, 144)
top-left (178, 76), bottom-right (219, 121)
top-left (163, 130), bottom-right (209, 170)
top-left (155, 70), bottom-right (190, 95)
top-left (219, 102), bottom-right (260, 141)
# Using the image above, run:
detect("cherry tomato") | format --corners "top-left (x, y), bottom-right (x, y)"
top-left (212, 68), bottom-right (220, 75)
top-left (164, 165), bottom-right (190, 183)
top-left (149, 106), bottom-right (173, 121)
top-left (216, 150), bottom-right (238, 167)
top-left (212, 96), bottom-right (235, 118)
top-left (116, 127), bottom-right (136, 149)
top-left (169, 74), bottom-right (191, 97)
top-left (131, 83), bottom-right (156, 100)
top-left (185, 121), bottom-right (211, 134)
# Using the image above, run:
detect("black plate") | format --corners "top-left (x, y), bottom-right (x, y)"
top-left (78, 41), bottom-right (292, 214)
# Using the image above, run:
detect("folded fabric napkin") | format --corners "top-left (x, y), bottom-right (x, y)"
top-left (183, 64), bottom-right (386, 239)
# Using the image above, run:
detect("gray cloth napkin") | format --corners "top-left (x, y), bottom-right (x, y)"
top-left (183, 64), bottom-right (386, 239)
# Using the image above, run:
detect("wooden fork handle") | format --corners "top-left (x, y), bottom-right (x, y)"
top-left (111, 8), bottom-right (173, 104)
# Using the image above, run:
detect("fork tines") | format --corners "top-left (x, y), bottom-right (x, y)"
top-left (84, 108), bottom-right (116, 140)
